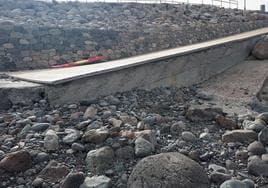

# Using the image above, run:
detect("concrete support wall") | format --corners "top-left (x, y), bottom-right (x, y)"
top-left (46, 37), bottom-right (260, 105)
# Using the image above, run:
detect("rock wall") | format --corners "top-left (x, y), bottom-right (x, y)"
top-left (1, 0), bottom-right (268, 71)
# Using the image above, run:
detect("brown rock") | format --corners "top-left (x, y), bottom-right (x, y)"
top-left (186, 105), bottom-right (223, 122)
top-left (216, 115), bottom-right (238, 130)
top-left (252, 38), bottom-right (268, 60)
top-left (0, 150), bottom-right (32, 172)
top-left (222, 130), bottom-right (257, 143)
top-left (38, 160), bottom-right (69, 183)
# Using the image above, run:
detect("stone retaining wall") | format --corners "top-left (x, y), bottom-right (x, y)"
top-left (1, 1), bottom-right (268, 71)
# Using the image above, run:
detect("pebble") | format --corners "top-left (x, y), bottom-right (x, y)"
top-left (80, 175), bottom-right (111, 188)
top-left (83, 106), bottom-right (98, 119)
top-left (209, 164), bottom-right (232, 184)
top-left (86, 146), bottom-right (114, 173)
top-left (62, 128), bottom-right (81, 144)
top-left (247, 141), bottom-right (266, 155)
top-left (182, 131), bottom-right (197, 142)
top-left (71, 143), bottom-right (85, 152)
top-left (82, 128), bottom-right (109, 144)
top-left (31, 123), bottom-right (50, 132)
top-left (61, 172), bottom-right (85, 188)
top-left (220, 179), bottom-right (254, 188)
top-left (44, 130), bottom-right (59, 151)
top-left (258, 127), bottom-right (268, 146)
top-left (247, 157), bottom-right (268, 177)
top-left (134, 137), bottom-right (154, 157)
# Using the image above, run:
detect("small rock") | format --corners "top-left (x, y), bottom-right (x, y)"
top-left (261, 153), bottom-right (268, 163)
top-left (82, 129), bottom-right (109, 144)
top-left (0, 150), bottom-right (32, 172)
top-left (119, 115), bottom-right (138, 126)
top-left (182, 131), bottom-right (197, 142)
top-left (71, 143), bottom-right (85, 152)
top-left (186, 105), bottom-right (223, 122)
top-left (247, 141), bottom-right (265, 155)
top-left (256, 112), bottom-right (268, 124)
top-left (216, 115), bottom-right (238, 130)
top-left (80, 175), bottom-right (111, 188)
top-left (258, 127), bottom-right (268, 145)
top-left (61, 172), bottom-right (85, 188)
top-left (220, 179), bottom-right (252, 188)
top-left (32, 177), bottom-right (44, 187)
top-left (86, 146), bottom-right (114, 173)
top-left (36, 152), bottom-right (49, 163)
top-left (235, 150), bottom-right (248, 161)
top-left (115, 146), bottom-right (134, 160)
top-left (63, 129), bottom-right (81, 144)
top-left (209, 164), bottom-right (232, 184)
top-left (38, 160), bottom-right (70, 183)
top-left (247, 157), bottom-right (268, 177)
top-left (31, 123), bottom-right (50, 132)
top-left (44, 130), bottom-right (59, 151)
top-left (83, 106), bottom-right (98, 119)
top-left (222, 130), bottom-right (257, 143)
top-left (134, 137), bottom-right (154, 157)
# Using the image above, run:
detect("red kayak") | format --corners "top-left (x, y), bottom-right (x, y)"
top-left (49, 55), bottom-right (106, 68)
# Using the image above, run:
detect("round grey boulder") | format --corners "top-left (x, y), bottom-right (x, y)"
top-left (127, 152), bottom-right (209, 188)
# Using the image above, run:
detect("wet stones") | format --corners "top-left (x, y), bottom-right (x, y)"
top-left (0, 150), bottom-right (32, 172)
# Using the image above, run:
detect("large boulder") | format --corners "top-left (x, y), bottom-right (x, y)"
top-left (252, 37), bottom-right (268, 60)
top-left (127, 152), bottom-right (209, 188)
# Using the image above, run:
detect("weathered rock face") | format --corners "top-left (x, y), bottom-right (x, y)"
top-left (0, 0), bottom-right (268, 71)
top-left (127, 152), bottom-right (209, 188)
top-left (252, 37), bottom-right (268, 59)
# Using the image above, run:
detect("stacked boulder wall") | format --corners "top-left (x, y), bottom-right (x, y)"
top-left (1, 0), bottom-right (268, 70)
top-left (127, 152), bottom-right (209, 188)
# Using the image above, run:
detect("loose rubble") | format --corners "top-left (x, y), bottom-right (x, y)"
top-left (0, 86), bottom-right (268, 187)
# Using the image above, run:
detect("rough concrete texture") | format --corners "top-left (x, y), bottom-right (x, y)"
top-left (199, 60), bottom-right (268, 114)
top-left (0, 79), bottom-right (44, 110)
top-left (1, 0), bottom-right (268, 70)
top-left (46, 37), bottom-right (259, 105)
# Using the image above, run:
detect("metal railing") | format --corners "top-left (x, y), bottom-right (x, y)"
top-left (50, 0), bottom-right (239, 9)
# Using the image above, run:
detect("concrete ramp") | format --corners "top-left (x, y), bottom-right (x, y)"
top-left (199, 60), bottom-right (268, 114)
top-left (6, 27), bottom-right (268, 85)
